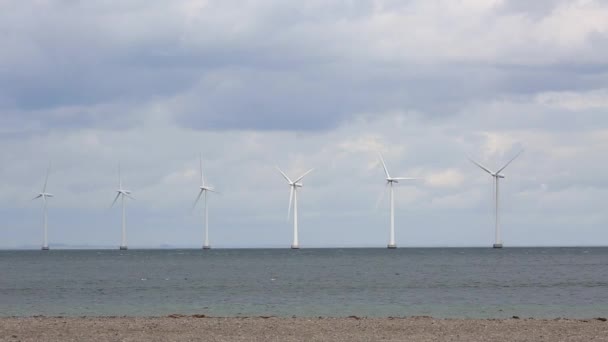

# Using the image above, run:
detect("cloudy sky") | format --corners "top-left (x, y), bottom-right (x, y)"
top-left (1, 0), bottom-right (607, 248)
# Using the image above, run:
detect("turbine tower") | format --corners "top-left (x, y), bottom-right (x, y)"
top-left (33, 163), bottom-right (53, 251)
top-left (276, 166), bottom-right (314, 249)
top-left (192, 155), bottom-right (217, 250)
top-left (111, 164), bottom-right (133, 250)
top-left (378, 154), bottom-right (415, 249)
top-left (469, 150), bottom-right (523, 248)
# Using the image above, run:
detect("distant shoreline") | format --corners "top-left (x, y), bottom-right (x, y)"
top-left (2, 245), bottom-right (608, 250)
top-left (1, 316), bottom-right (606, 341)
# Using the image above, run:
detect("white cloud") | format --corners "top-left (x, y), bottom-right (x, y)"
top-left (425, 169), bottom-right (466, 188)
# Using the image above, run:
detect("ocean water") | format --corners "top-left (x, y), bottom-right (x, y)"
top-left (0, 248), bottom-right (606, 318)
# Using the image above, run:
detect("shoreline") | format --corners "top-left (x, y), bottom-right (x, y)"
top-left (1, 316), bottom-right (607, 341)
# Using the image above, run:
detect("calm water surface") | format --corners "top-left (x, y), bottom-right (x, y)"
top-left (1, 248), bottom-right (607, 318)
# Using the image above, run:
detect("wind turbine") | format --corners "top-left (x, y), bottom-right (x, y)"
top-left (33, 163), bottom-right (53, 251)
top-left (378, 153), bottom-right (415, 249)
top-left (276, 166), bottom-right (314, 249)
top-left (192, 155), bottom-right (217, 250)
top-left (111, 164), bottom-right (133, 250)
top-left (469, 150), bottom-right (523, 248)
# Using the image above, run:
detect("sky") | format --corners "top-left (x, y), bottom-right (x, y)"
top-left (1, 0), bottom-right (608, 248)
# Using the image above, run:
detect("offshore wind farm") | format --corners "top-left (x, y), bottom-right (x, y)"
top-left (8, 148), bottom-right (602, 250)
top-left (16, 152), bottom-right (532, 250)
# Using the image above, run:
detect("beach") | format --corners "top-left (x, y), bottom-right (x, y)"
top-left (1, 316), bottom-right (607, 342)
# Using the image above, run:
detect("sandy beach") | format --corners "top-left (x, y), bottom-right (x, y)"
top-left (1, 316), bottom-right (607, 342)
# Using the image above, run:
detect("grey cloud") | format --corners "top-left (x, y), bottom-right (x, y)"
top-left (2, 0), bottom-right (608, 132)
top-left (498, 0), bottom-right (566, 17)
top-left (171, 63), bottom-right (509, 131)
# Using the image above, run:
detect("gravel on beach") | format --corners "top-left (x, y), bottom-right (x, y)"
top-left (1, 316), bottom-right (607, 342)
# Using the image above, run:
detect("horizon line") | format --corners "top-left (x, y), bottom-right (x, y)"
top-left (1, 245), bottom-right (607, 250)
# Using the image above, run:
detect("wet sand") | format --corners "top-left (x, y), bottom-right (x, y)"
top-left (1, 316), bottom-right (607, 341)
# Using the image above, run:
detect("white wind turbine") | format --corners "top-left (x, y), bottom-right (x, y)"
top-left (192, 155), bottom-right (217, 250)
top-left (378, 153), bottom-right (415, 249)
top-left (111, 164), bottom-right (134, 250)
top-left (469, 150), bottom-right (524, 248)
top-left (276, 166), bottom-right (314, 249)
top-left (33, 163), bottom-right (53, 251)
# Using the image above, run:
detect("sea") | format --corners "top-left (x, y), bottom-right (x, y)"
top-left (1, 248), bottom-right (607, 318)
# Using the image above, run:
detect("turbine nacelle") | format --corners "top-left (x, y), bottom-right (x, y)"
top-left (36, 193), bottom-right (54, 198)
top-left (112, 164), bottom-right (134, 206)
top-left (192, 155), bottom-right (218, 211)
top-left (379, 153), bottom-right (415, 184)
top-left (111, 165), bottom-right (134, 209)
top-left (469, 149), bottom-right (523, 179)
top-left (386, 178), bottom-right (415, 184)
top-left (276, 166), bottom-right (314, 187)
top-left (276, 166), bottom-right (314, 223)
top-left (34, 163), bottom-right (53, 201)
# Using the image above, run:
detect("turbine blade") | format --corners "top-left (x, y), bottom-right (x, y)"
top-left (276, 166), bottom-right (292, 184)
top-left (125, 193), bottom-right (135, 200)
top-left (191, 189), bottom-right (204, 211)
top-left (391, 177), bottom-right (416, 180)
top-left (118, 163), bottom-right (122, 189)
top-left (32, 194), bottom-right (42, 200)
top-left (378, 153), bottom-right (391, 179)
top-left (294, 168), bottom-right (314, 184)
top-left (497, 149), bottom-right (524, 174)
top-left (110, 193), bottom-right (120, 208)
top-left (375, 182), bottom-right (389, 211)
top-left (468, 158), bottom-right (494, 175)
top-left (199, 153), bottom-right (205, 186)
top-left (287, 186), bottom-right (294, 221)
top-left (42, 162), bottom-right (51, 192)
